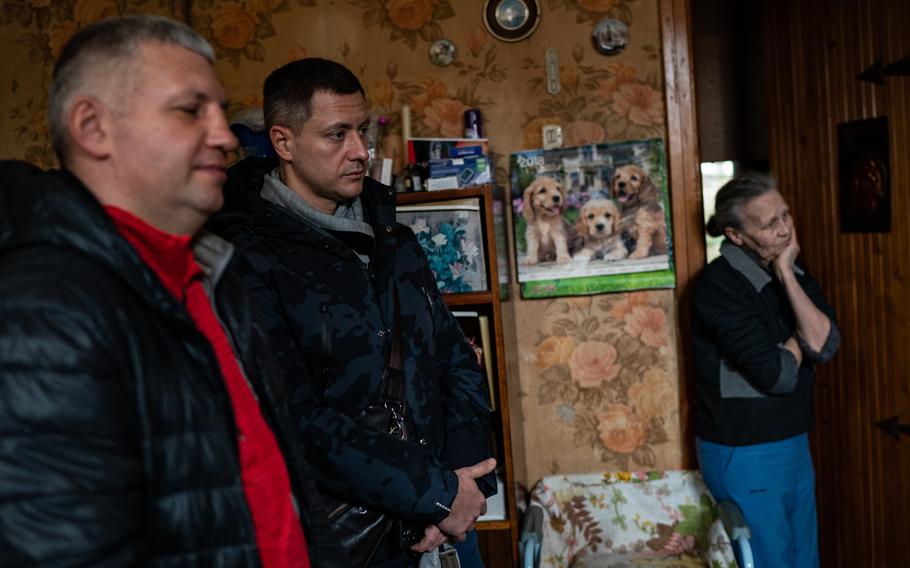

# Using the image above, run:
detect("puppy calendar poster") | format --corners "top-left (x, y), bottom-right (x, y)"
top-left (509, 138), bottom-right (675, 298)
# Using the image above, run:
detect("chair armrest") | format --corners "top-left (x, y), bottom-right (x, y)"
top-left (519, 504), bottom-right (544, 568)
top-left (717, 500), bottom-right (751, 541)
top-left (717, 500), bottom-right (754, 567)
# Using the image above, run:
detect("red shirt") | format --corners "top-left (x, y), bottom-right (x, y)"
top-left (105, 206), bottom-right (310, 568)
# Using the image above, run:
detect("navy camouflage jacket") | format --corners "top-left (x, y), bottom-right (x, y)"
top-left (207, 157), bottom-right (495, 524)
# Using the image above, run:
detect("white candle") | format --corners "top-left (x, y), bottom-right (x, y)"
top-left (401, 104), bottom-right (412, 165)
top-left (401, 104), bottom-right (412, 144)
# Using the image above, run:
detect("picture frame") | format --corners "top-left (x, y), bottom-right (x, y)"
top-left (397, 199), bottom-right (489, 293)
top-left (838, 116), bottom-right (891, 233)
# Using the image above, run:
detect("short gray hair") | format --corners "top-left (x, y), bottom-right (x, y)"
top-left (706, 172), bottom-right (777, 237)
top-left (48, 14), bottom-right (214, 164)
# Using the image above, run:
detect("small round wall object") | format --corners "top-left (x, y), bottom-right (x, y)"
top-left (483, 0), bottom-right (541, 43)
top-left (592, 18), bottom-right (629, 55)
top-left (428, 39), bottom-right (457, 67)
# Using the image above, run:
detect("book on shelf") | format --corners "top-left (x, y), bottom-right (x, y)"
top-left (477, 314), bottom-right (494, 408)
top-left (451, 310), bottom-right (496, 410)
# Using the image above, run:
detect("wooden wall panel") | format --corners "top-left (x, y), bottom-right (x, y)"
top-left (763, 0), bottom-right (910, 565)
top-left (660, 0), bottom-right (704, 468)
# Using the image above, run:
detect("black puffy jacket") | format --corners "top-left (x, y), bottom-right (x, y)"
top-left (0, 161), bottom-right (344, 566)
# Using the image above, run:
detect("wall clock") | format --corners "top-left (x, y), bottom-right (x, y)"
top-left (483, 0), bottom-right (540, 43)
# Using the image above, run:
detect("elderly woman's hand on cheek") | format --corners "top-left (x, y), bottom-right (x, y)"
top-left (773, 218), bottom-right (800, 277)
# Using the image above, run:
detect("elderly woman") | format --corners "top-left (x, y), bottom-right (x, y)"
top-left (692, 173), bottom-right (840, 568)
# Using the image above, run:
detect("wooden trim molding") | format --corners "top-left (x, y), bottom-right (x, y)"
top-left (659, 0), bottom-right (705, 468)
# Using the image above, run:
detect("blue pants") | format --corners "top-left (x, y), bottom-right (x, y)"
top-left (696, 434), bottom-right (819, 568)
top-left (453, 530), bottom-right (484, 568)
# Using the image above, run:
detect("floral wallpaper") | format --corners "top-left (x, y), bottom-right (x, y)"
top-left (0, 0), bottom-right (174, 165)
top-left (515, 291), bottom-right (681, 484)
top-left (0, 0), bottom-right (682, 486)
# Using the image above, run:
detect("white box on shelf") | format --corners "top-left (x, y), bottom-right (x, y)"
top-left (479, 476), bottom-right (506, 521)
top-left (427, 176), bottom-right (459, 191)
top-left (380, 158), bottom-right (393, 186)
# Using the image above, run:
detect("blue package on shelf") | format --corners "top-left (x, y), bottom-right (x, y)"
top-left (407, 138), bottom-right (489, 163)
top-left (427, 155), bottom-right (492, 190)
top-left (449, 145), bottom-right (486, 158)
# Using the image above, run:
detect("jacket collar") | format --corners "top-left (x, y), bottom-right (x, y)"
top-left (0, 162), bottom-right (166, 303)
top-left (193, 231), bottom-right (234, 287)
top-left (215, 157), bottom-right (400, 246)
top-left (720, 240), bottom-right (803, 292)
top-left (260, 169), bottom-right (375, 239)
top-left (0, 160), bottom-right (229, 309)
top-left (362, 175), bottom-right (398, 230)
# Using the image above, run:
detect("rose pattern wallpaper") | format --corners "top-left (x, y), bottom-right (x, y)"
top-left (516, 291), bottom-right (681, 483)
top-left (0, 0), bottom-right (682, 486)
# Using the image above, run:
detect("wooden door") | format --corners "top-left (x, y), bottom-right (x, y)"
top-left (762, 0), bottom-right (910, 565)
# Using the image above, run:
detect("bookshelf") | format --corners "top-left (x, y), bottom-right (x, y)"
top-left (396, 185), bottom-right (519, 566)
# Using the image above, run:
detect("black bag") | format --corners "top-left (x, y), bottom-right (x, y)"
top-left (320, 290), bottom-right (424, 567)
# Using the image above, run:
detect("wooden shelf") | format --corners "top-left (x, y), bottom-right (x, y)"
top-left (442, 291), bottom-right (493, 306)
top-left (395, 186), bottom-right (485, 205)
top-left (475, 520), bottom-right (512, 531)
top-left (396, 184), bottom-right (519, 565)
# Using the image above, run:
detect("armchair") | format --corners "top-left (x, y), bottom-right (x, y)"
top-left (520, 470), bottom-right (746, 568)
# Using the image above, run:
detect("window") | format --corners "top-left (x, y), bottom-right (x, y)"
top-left (700, 161), bottom-right (735, 262)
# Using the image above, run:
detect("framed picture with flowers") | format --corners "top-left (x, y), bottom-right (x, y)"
top-left (397, 199), bottom-right (488, 293)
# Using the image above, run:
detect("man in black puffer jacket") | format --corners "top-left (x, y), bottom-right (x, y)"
top-left (0, 16), bottom-right (342, 567)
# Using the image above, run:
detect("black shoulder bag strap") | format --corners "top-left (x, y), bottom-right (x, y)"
top-left (378, 285), bottom-right (424, 551)
top-left (326, 285), bottom-right (416, 567)
top-left (378, 285), bottom-right (406, 439)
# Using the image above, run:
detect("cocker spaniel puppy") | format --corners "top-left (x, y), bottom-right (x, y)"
top-left (611, 164), bottom-right (667, 259)
top-left (573, 196), bottom-right (628, 262)
top-left (521, 176), bottom-right (571, 265)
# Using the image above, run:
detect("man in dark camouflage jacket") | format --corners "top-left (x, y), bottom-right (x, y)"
top-left (208, 58), bottom-right (496, 567)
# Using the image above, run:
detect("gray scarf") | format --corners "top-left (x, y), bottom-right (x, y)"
top-left (261, 169), bottom-right (374, 264)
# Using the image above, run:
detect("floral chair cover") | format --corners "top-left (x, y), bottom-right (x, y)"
top-left (530, 470), bottom-right (737, 568)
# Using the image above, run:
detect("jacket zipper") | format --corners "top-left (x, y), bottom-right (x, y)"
top-left (327, 502), bottom-right (351, 521)
top-left (319, 303), bottom-right (331, 393)
top-left (320, 303), bottom-right (331, 354)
